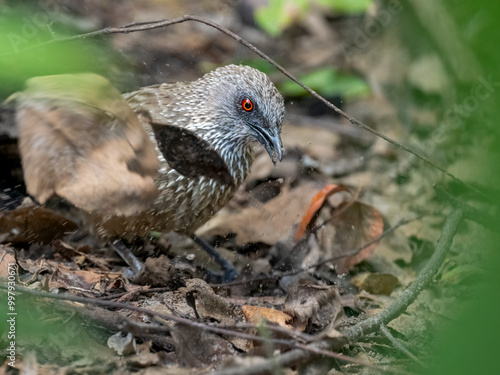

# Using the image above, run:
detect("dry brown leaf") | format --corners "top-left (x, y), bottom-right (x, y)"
top-left (172, 323), bottom-right (236, 368)
top-left (197, 182), bottom-right (321, 245)
top-left (15, 73), bottom-right (159, 217)
top-left (182, 279), bottom-right (250, 352)
top-left (184, 279), bottom-right (241, 325)
top-left (49, 268), bottom-right (104, 292)
top-left (0, 205), bottom-right (77, 244)
top-left (332, 201), bottom-right (384, 273)
top-left (241, 305), bottom-right (293, 329)
top-left (283, 283), bottom-right (342, 331)
top-left (0, 246), bottom-right (16, 279)
top-left (133, 255), bottom-right (176, 287)
top-left (281, 188), bottom-right (383, 274)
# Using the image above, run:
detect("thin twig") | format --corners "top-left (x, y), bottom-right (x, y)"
top-left (341, 207), bottom-right (463, 341)
top-left (97, 286), bottom-right (173, 300)
top-left (4, 15), bottom-right (487, 199)
top-left (434, 186), bottom-right (496, 230)
top-left (380, 324), bottom-right (427, 369)
top-left (0, 284), bottom-right (290, 345)
top-left (213, 215), bottom-right (421, 288)
top-left (274, 187), bottom-right (362, 267)
top-left (0, 283), bottom-right (385, 371)
top-left (293, 343), bottom-right (415, 374)
top-left (213, 208), bottom-right (464, 374)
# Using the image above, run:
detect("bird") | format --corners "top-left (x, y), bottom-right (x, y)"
top-left (10, 65), bottom-right (285, 278)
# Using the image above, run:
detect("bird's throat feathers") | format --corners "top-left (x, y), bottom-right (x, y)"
top-left (206, 128), bottom-right (255, 185)
top-left (172, 122), bottom-right (255, 187)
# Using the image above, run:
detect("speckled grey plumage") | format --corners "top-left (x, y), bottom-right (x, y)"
top-left (95, 65), bottom-right (285, 239)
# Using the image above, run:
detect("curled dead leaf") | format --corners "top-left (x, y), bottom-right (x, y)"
top-left (184, 279), bottom-right (242, 325)
top-left (241, 305), bottom-right (293, 330)
top-left (283, 283), bottom-right (345, 332)
top-left (291, 184), bottom-right (384, 273)
top-left (172, 323), bottom-right (236, 368)
top-left (332, 201), bottom-right (384, 273)
top-left (294, 184), bottom-right (350, 241)
top-left (283, 283), bottom-right (342, 331)
top-left (49, 268), bottom-right (104, 293)
top-left (183, 279), bottom-right (251, 352)
top-left (0, 205), bottom-right (77, 243)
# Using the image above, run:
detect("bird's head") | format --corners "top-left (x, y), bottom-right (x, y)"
top-left (197, 65), bottom-right (285, 165)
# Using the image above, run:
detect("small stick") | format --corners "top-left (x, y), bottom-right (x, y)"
top-left (380, 324), bottom-right (427, 369)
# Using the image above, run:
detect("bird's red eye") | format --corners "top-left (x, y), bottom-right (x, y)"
top-left (241, 98), bottom-right (254, 112)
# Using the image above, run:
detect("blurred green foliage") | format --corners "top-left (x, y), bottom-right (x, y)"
top-left (422, 1), bottom-right (500, 373)
top-left (0, 6), bottom-right (115, 99)
top-left (279, 67), bottom-right (369, 99)
top-left (255, 0), bottom-right (308, 37)
top-left (315, 0), bottom-right (373, 14)
top-left (255, 0), bottom-right (373, 36)
top-left (0, 290), bottom-right (114, 366)
top-left (253, 0), bottom-right (371, 101)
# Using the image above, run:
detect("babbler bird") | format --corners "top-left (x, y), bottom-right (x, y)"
top-left (12, 65), bottom-right (285, 278)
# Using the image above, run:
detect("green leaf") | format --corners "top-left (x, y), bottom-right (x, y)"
top-left (232, 58), bottom-right (276, 75)
top-left (254, 0), bottom-right (373, 36)
top-left (254, 0), bottom-right (309, 36)
top-left (279, 67), bottom-right (370, 99)
top-left (315, 0), bottom-right (373, 14)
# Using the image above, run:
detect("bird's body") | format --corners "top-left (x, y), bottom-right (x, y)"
top-left (93, 121), bottom-right (252, 239)
top-left (13, 65), bottom-right (285, 242)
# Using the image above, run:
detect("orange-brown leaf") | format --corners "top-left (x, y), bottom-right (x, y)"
top-left (294, 184), bottom-right (349, 241)
top-left (242, 305), bottom-right (293, 329)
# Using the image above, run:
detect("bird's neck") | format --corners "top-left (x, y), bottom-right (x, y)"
top-left (198, 127), bottom-right (255, 186)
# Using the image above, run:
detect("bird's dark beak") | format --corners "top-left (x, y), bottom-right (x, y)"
top-left (248, 122), bottom-right (283, 165)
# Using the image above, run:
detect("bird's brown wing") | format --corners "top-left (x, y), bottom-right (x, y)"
top-left (12, 73), bottom-right (160, 216)
top-left (126, 85), bottom-right (235, 186)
